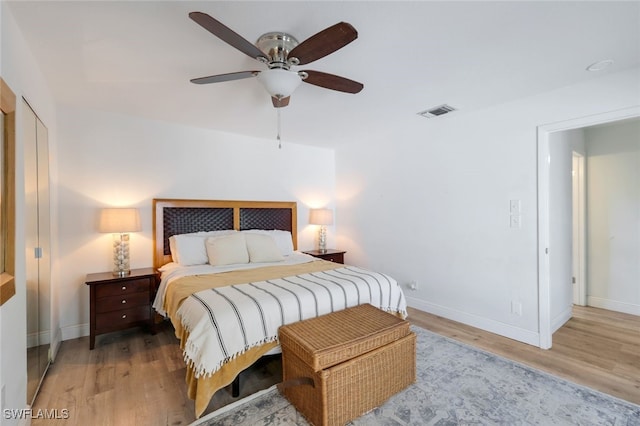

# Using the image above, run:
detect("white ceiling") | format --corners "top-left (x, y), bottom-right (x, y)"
top-left (7, 1), bottom-right (640, 148)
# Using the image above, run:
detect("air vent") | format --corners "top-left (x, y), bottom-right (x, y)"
top-left (417, 104), bottom-right (456, 118)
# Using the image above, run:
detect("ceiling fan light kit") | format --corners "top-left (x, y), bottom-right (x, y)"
top-left (188, 11), bottom-right (363, 108)
top-left (256, 69), bottom-right (303, 99)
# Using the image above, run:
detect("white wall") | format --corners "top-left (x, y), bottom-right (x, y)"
top-left (336, 67), bottom-right (640, 346)
top-left (1, 4), bottom-right (58, 423)
top-left (585, 120), bottom-right (640, 315)
top-left (548, 128), bottom-right (584, 332)
top-left (55, 105), bottom-right (335, 339)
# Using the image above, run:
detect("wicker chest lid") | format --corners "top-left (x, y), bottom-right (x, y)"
top-left (278, 304), bottom-right (410, 371)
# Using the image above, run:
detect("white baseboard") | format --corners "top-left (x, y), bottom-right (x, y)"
top-left (26, 330), bottom-right (51, 349)
top-left (60, 323), bottom-right (89, 341)
top-left (406, 296), bottom-right (540, 347)
top-left (50, 328), bottom-right (62, 362)
top-left (551, 306), bottom-right (572, 333)
top-left (587, 296), bottom-right (640, 316)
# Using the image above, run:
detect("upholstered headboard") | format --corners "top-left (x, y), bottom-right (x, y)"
top-left (152, 199), bottom-right (297, 269)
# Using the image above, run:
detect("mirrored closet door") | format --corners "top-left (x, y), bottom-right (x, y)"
top-left (24, 99), bottom-right (51, 405)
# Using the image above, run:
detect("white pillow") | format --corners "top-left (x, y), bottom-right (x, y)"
top-left (169, 234), bottom-right (208, 266)
top-left (245, 233), bottom-right (285, 263)
top-left (242, 230), bottom-right (294, 256)
top-left (205, 233), bottom-right (249, 266)
top-left (169, 230), bottom-right (237, 266)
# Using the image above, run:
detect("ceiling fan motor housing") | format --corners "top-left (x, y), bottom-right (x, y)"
top-left (256, 32), bottom-right (300, 68)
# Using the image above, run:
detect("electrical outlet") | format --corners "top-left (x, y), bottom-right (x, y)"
top-left (510, 215), bottom-right (521, 228)
top-left (408, 280), bottom-right (418, 291)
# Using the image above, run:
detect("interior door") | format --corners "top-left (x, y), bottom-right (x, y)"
top-left (24, 99), bottom-right (51, 405)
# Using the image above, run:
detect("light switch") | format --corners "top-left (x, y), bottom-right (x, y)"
top-left (509, 199), bottom-right (521, 214)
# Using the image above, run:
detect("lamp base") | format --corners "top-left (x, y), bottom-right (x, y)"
top-left (318, 226), bottom-right (327, 254)
top-left (112, 233), bottom-right (131, 277)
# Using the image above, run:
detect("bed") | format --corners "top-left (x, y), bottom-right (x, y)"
top-left (152, 198), bottom-right (407, 418)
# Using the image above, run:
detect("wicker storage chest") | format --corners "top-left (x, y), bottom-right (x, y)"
top-left (278, 304), bottom-right (416, 426)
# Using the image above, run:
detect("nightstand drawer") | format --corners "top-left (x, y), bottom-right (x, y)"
top-left (95, 305), bottom-right (150, 330)
top-left (95, 278), bottom-right (151, 298)
top-left (323, 253), bottom-right (344, 263)
top-left (95, 291), bottom-right (150, 314)
top-left (303, 249), bottom-right (346, 264)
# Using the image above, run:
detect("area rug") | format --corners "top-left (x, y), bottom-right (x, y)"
top-left (192, 326), bottom-right (640, 425)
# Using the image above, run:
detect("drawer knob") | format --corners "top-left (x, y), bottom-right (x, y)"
top-left (121, 286), bottom-right (127, 291)
top-left (121, 300), bottom-right (127, 304)
top-left (122, 314), bottom-right (127, 319)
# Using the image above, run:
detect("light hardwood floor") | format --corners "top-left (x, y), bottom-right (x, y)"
top-left (409, 305), bottom-right (640, 406)
top-left (32, 306), bottom-right (639, 425)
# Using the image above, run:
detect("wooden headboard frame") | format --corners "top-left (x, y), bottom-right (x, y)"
top-left (153, 199), bottom-right (297, 269)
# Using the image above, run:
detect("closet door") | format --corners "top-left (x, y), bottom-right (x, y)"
top-left (24, 99), bottom-right (51, 405)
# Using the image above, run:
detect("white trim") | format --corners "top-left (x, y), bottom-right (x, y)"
top-left (572, 152), bottom-right (587, 306)
top-left (26, 330), bottom-right (51, 349)
top-left (60, 323), bottom-right (89, 341)
top-left (551, 306), bottom-right (572, 334)
top-left (49, 328), bottom-right (62, 362)
top-left (536, 106), bottom-right (640, 350)
top-left (406, 298), bottom-right (540, 347)
top-left (537, 127), bottom-right (552, 349)
top-left (588, 296), bottom-right (640, 316)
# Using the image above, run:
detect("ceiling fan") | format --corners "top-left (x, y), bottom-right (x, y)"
top-left (189, 11), bottom-right (364, 108)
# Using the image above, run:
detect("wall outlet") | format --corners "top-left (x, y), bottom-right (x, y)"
top-left (408, 280), bottom-right (418, 291)
top-left (510, 215), bottom-right (521, 228)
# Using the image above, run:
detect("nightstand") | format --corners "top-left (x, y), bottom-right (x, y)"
top-left (85, 267), bottom-right (158, 350)
top-left (303, 249), bottom-right (346, 264)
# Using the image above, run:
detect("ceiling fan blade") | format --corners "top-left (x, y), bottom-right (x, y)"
top-left (271, 96), bottom-right (291, 108)
top-left (189, 12), bottom-right (266, 61)
top-left (288, 22), bottom-right (358, 65)
top-left (191, 71), bottom-right (259, 85)
top-left (302, 70), bottom-right (363, 94)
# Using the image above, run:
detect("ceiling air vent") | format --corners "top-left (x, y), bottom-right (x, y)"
top-left (417, 104), bottom-right (456, 118)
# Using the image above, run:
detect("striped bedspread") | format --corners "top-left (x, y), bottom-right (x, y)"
top-left (176, 265), bottom-right (407, 378)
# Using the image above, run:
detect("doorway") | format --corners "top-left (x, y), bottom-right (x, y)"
top-left (536, 105), bottom-right (640, 349)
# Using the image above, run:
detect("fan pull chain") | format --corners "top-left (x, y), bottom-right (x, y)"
top-left (277, 108), bottom-right (282, 149)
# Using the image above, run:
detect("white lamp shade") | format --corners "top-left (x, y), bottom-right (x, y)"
top-left (309, 208), bottom-right (334, 226)
top-left (99, 208), bottom-right (141, 233)
top-left (256, 69), bottom-right (302, 99)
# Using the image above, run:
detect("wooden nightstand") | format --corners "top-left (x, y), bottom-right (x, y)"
top-left (85, 267), bottom-right (158, 350)
top-left (303, 249), bottom-right (346, 264)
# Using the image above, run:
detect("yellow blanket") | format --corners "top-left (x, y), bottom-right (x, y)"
top-left (164, 260), bottom-right (342, 418)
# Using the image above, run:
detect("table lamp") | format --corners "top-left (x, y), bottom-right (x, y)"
top-left (309, 208), bottom-right (333, 253)
top-left (99, 208), bottom-right (141, 276)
